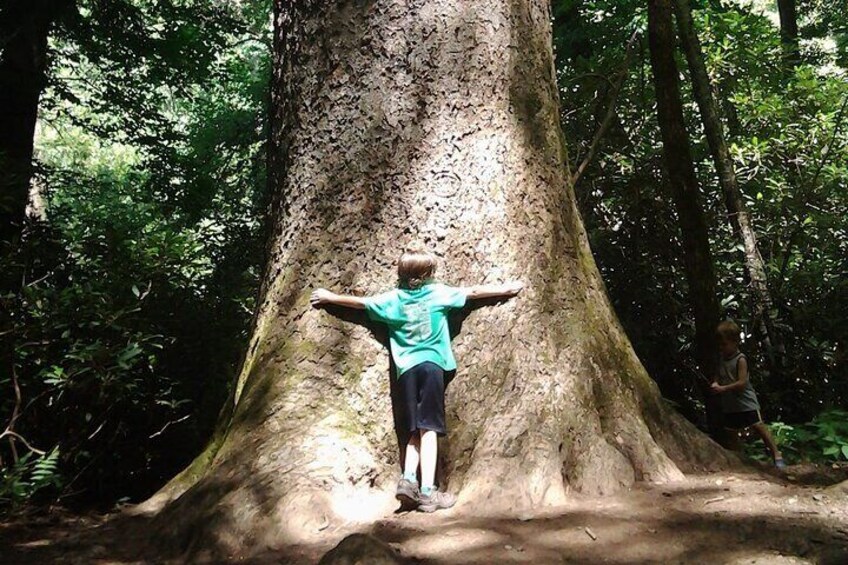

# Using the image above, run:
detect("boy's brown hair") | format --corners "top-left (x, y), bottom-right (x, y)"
top-left (716, 320), bottom-right (742, 343)
top-left (398, 250), bottom-right (437, 289)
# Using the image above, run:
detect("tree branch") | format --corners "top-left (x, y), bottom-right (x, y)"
top-left (3, 365), bottom-right (23, 462)
top-left (0, 430), bottom-right (45, 456)
top-left (571, 30), bottom-right (640, 187)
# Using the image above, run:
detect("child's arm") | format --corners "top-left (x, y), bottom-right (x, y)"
top-left (710, 356), bottom-right (749, 393)
top-left (310, 288), bottom-right (367, 310)
top-left (462, 281), bottom-right (523, 300)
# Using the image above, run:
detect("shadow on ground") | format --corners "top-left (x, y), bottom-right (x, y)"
top-left (2, 472), bottom-right (847, 564)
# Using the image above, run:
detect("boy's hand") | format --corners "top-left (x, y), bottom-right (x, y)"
top-left (710, 381), bottom-right (724, 394)
top-left (310, 288), bottom-right (336, 307)
top-left (503, 281), bottom-right (524, 296)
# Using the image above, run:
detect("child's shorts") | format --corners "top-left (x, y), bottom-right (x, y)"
top-left (397, 361), bottom-right (447, 436)
top-left (724, 409), bottom-right (763, 430)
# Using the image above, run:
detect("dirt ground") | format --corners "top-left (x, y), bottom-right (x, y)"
top-left (2, 464), bottom-right (847, 564)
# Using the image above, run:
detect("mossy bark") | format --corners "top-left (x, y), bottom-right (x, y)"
top-left (147, 0), bottom-right (732, 557)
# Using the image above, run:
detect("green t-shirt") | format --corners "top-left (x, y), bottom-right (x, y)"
top-left (364, 282), bottom-right (467, 377)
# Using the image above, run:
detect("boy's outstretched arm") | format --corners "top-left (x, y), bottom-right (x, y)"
top-left (310, 288), bottom-right (367, 309)
top-left (462, 281), bottom-right (523, 300)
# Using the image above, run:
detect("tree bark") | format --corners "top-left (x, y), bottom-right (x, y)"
top-left (672, 0), bottom-right (782, 368)
top-left (647, 0), bottom-right (724, 437)
top-left (0, 1), bottom-right (72, 450)
top-left (776, 0), bottom-right (800, 66)
top-left (0, 0), bottom-right (67, 247)
top-left (146, 0), bottom-right (730, 557)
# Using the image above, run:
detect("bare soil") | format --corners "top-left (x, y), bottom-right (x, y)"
top-left (2, 464), bottom-right (847, 564)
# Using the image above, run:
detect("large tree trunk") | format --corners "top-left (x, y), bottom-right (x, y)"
top-left (647, 0), bottom-right (724, 438)
top-left (146, 0), bottom-right (730, 557)
top-left (672, 0), bottom-right (783, 369)
top-left (776, 0), bottom-right (800, 66)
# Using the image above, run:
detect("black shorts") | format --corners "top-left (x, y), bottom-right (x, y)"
top-left (397, 362), bottom-right (447, 436)
top-left (724, 410), bottom-right (763, 430)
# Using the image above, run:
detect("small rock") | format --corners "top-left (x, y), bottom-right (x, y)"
top-left (813, 494), bottom-right (825, 502)
top-left (715, 479), bottom-right (724, 486)
top-left (505, 544), bottom-right (513, 550)
top-left (318, 534), bottom-right (406, 565)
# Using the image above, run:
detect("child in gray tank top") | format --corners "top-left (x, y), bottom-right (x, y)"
top-left (710, 320), bottom-right (785, 469)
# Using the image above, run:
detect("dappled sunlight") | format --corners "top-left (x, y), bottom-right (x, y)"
top-left (401, 526), bottom-right (506, 559)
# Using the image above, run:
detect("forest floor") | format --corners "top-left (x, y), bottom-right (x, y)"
top-left (1, 463), bottom-right (847, 564)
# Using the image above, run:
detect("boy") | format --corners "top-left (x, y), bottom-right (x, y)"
top-left (310, 250), bottom-right (522, 512)
top-left (710, 320), bottom-right (785, 469)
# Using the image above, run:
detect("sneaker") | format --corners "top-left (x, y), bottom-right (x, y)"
top-left (395, 478), bottom-right (420, 509)
top-left (774, 457), bottom-right (787, 470)
top-left (417, 488), bottom-right (456, 513)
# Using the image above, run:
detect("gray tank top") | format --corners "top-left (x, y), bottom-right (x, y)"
top-left (717, 352), bottom-right (760, 413)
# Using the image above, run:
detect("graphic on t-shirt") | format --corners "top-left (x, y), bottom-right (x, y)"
top-left (401, 302), bottom-right (430, 341)
top-left (363, 283), bottom-right (466, 377)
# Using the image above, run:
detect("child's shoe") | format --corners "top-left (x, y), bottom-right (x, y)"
top-left (418, 488), bottom-right (456, 513)
top-left (395, 477), bottom-right (420, 509)
top-left (774, 457), bottom-right (787, 470)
